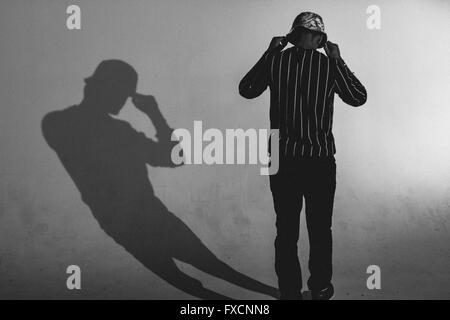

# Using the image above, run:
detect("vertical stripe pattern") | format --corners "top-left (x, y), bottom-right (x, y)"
top-left (265, 47), bottom-right (367, 159)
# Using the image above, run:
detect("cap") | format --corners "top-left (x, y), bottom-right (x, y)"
top-left (288, 12), bottom-right (328, 48)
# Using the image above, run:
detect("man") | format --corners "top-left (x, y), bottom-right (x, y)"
top-left (239, 12), bottom-right (367, 300)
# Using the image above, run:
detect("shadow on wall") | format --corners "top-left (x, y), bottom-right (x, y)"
top-left (41, 59), bottom-right (279, 300)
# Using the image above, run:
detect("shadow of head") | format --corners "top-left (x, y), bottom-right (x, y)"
top-left (84, 59), bottom-right (138, 116)
top-left (41, 59), bottom-right (279, 300)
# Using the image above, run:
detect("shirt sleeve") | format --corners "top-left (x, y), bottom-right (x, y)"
top-left (333, 59), bottom-right (367, 107)
top-left (238, 51), bottom-right (274, 99)
top-left (123, 123), bottom-right (181, 168)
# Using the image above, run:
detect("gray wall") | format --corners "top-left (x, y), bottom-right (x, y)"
top-left (0, 0), bottom-right (449, 299)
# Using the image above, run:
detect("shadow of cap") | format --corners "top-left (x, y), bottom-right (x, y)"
top-left (85, 60), bottom-right (138, 96)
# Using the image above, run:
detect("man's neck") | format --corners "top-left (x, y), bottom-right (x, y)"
top-left (296, 43), bottom-right (314, 50)
top-left (295, 39), bottom-right (314, 50)
top-left (78, 99), bottom-right (109, 117)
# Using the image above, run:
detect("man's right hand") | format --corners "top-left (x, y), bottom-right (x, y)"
top-left (267, 36), bottom-right (288, 52)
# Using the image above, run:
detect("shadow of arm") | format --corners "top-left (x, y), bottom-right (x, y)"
top-left (127, 113), bottom-right (182, 168)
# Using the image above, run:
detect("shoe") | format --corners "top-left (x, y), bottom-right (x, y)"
top-left (311, 284), bottom-right (334, 300)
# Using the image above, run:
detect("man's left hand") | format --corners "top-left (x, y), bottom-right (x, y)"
top-left (324, 41), bottom-right (342, 59)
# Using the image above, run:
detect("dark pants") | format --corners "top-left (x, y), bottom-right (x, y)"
top-left (269, 155), bottom-right (336, 298)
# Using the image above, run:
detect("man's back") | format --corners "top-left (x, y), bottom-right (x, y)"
top-left (269, 47), bottom-right (336, 158)
top-left (240, 46), bottom-right (367, 159)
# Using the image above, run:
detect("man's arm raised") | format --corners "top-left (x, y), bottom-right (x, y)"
top-left (239, 37), bottom-right (287, 99)
top-left (325, 41), bottom-right (367, 107)
top-left (130, 94), bottom-right (182, 168)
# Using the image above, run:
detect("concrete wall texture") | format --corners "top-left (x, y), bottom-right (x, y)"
top-left (0, 0), bottom-right (449, 299)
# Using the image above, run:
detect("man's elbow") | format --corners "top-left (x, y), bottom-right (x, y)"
top-left (351, 97), bottom-right (367, 107)
top-left (239, 77), bottom-right (265, 99)
top-left (239, 89), bottom-right (255, 99)
top-left (239, 82), bottom-right (255, 99)
top-left (347, 91), bottom-right (367, 107)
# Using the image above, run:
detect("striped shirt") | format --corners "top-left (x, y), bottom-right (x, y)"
top-left (239, 46), bottom-right (367, 158)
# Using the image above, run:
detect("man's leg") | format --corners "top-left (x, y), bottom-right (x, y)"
top-left (269, 165), bottom-right (304, 299)
top-left (304, 157), bottom-right (337, 295)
